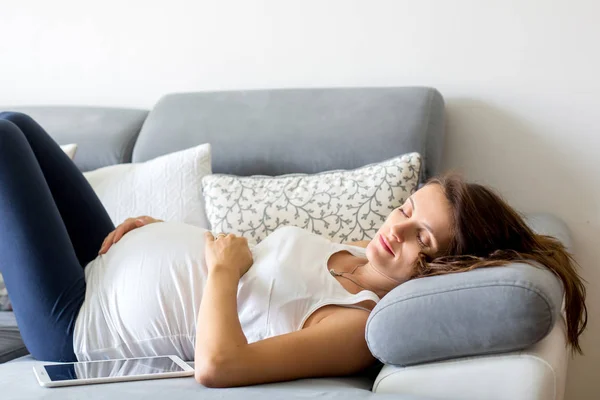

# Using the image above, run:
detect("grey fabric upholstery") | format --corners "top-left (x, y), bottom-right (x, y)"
top-left (133, 87), bottom-right (445, 181)
top-left (524, 212), bottom-right (573, 251)
top-left (5, 106), bottom-right (148, 172)
top-left (1, 356), bottom-right (435, 400)
top-left (365, 213), bottom-right (567, 366)
top-left (0, 312), bottom-right (27, 364)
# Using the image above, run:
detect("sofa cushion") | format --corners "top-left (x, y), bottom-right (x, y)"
top-left (132, 87), bottom-right (445, 181)
top-left (1, 356), bottom-right (435, 400)
top-left (84, 144), bottom-right (212, 229)
top-left (0, 312), bottom-right (27, 363)
top-left (6, 106), bottom-right (148, 172)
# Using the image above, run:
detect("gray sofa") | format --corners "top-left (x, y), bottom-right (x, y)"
top-left (0, 87), bottom-right (571, 400)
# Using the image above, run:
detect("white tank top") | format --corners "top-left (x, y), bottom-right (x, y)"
top-left (73, 222), bottom-right (380, 361)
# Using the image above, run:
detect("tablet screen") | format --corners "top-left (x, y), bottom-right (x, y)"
top-left (44, 356), bottom-right (186, 381)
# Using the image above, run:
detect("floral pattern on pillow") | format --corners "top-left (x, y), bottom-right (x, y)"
top-left (202, 152), bottom-right (421, 244)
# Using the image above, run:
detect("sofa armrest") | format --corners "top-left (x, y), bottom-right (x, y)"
top-left (372, 317), bottom-right (568, 400)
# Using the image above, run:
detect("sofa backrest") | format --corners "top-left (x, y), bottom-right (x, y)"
top-left (133, 87), bottom-right (445, 180)
top-left (7, 87), bottom-right (445, 181)
top-left (5, 106), bottom-right (148, 172)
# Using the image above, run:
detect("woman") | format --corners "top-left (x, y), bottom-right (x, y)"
top-left (0, 112), bottom-right (587, 388)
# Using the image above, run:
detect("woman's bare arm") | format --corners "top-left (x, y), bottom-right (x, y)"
top-left (195, 268), bottom-right (248, 377)
top-left (196, 233), bottom-right (376, 387)
top-left (195, 307), bottom-right (375, 387)
top-left (194, 269), bottom-right (376, 387)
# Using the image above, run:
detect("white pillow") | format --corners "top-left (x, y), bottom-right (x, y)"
top-left (0, 143), bottom-right (79, 311)
top-left (0, 274), bottom-right (10, 311)
top-left (202, 152), bottom-right (422, 244)
top-left (60, 143), bottom-right (78, 159)
top-left (84, 144), bottom-right (212, 228)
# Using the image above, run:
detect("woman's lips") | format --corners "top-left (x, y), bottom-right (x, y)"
top-left (379, 235), bottom-right (394, 255)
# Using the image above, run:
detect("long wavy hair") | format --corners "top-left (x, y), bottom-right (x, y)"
top-left (413, 174), bottom-right (587, 354)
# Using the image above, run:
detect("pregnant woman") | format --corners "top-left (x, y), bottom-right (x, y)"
top-left (0, 112), bottom-right (587, 387)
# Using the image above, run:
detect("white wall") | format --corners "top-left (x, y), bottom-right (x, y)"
top-left (2, 0), bottom-right (598, 398)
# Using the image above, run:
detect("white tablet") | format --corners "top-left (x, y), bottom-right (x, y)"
top-left (33, 355), bottom-right (195, 388)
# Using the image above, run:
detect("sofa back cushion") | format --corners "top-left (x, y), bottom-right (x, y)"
top-left (132, 87), bottom-right (445, 180)
top-left (6, 106), bottom-right (148, 172)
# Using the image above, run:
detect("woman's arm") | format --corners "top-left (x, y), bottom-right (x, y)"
top-left (195, 296), bottom-right (375, 388)
top-left (195, 268), bottom-right (248, 373)
top-left (196, 232), bottom-right (376, 387)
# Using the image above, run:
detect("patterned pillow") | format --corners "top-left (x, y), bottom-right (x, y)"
top-left (202, 152), bottom-right (421, 244)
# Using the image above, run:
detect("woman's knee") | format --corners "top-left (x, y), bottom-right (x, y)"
top-left (0, 112), bottom-right (46, 147)
top-left (0, 120), bottom-right (37, 166)
top-left (0, 111), bottom-right (36, 126)
top-left (0, 119), bottom-right (25, 143)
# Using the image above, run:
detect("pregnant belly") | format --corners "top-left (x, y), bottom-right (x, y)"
top-left (76, 222), bottom-right (209, 360)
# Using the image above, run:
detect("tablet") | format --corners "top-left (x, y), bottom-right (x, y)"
top-left (33, 355), bottom-right (195, 388)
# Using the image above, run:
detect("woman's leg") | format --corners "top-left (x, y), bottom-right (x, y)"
top-left (0, 113), bottom-right (114, 361)
top-left (0, 112), bottom-right (115, 264)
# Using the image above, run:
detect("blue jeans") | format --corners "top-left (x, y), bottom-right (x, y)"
top-left (0, 112), bottom-right (114, 361)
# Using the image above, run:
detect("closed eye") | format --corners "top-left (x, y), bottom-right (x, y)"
top-left (399, 207), bottom-right (428, 249)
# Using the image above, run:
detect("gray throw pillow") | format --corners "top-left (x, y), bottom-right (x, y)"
top-left (365, 263), bottom-right (563, 366)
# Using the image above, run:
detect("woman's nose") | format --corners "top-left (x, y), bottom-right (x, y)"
top-left (389, 221), bottom-right (411, 243)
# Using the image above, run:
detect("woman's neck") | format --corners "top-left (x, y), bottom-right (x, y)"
top-left (329, 253), bottom-right (394, 298)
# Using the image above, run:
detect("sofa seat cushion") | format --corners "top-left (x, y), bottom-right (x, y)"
top-left (2, 356), bottom-right (435, 400)
top-left (0, 312), bottom-right (28, 363)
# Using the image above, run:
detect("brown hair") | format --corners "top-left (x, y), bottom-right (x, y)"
top-left (414, 173), bottom-right (587, 354)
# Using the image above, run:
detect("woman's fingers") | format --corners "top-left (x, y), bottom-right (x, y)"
top-left (98, 216), bottom-right (158, 255)
top-left (99, 230), bottom-right (117, 254)
top-left (112, 219), bottom-right (135, 243)
top-left (99, 237), bottom-right (108, 254)
top-left (99, 216), bottom-right (159, 255)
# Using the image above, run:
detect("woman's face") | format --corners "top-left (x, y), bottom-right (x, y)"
top-left (365, 184), bottom-right (454, 284)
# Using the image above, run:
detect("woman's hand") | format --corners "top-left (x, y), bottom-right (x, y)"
top-left (98, 216), bottom-right (163, 254)
top-left (204, 232), bottom-right (253, 279)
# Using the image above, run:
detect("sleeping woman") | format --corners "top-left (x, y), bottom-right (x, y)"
top-left (0, 112), bottom-right (587, 387)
